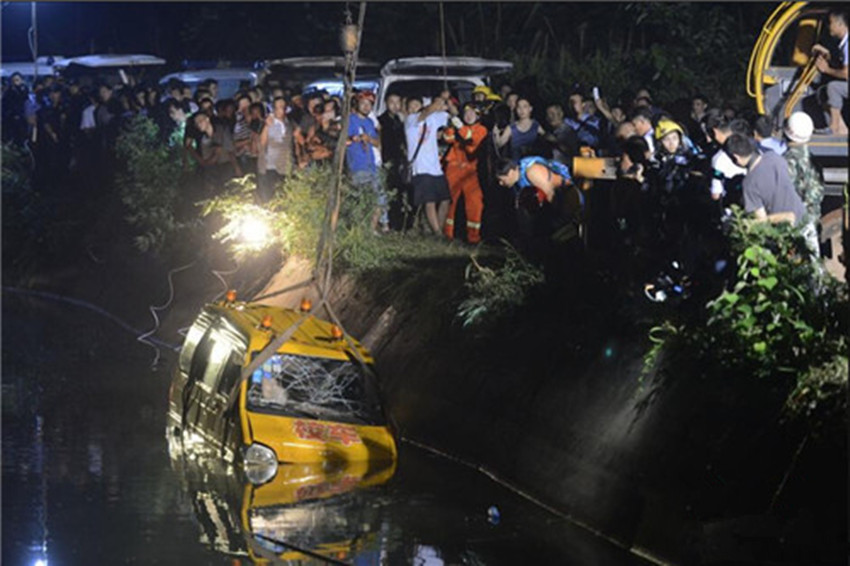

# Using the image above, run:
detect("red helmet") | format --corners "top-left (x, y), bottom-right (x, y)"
top-left (355, 90), bottom-right (376, 103)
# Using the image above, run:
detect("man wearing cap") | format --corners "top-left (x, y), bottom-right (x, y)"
top-left (346, 91), bottom-right (388, 234)
top-left (784, 111), bottom-right (824, 255)
top-left (442, 102), bottom-right (488, 244)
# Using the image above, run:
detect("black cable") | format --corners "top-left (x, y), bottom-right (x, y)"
top-left (3, 286), bottom-right (180, 351)
top-left (250, 277), bottom-right (315, 303)
top-left (138, 259), bottom-right (199, 368)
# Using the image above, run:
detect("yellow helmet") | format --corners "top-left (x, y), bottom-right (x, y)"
top-left (655, 118), bottom-right (684, 140)
top-left (473, 85), bottom-right (494, 96)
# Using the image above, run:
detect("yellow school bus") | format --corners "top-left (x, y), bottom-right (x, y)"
top-left (167, 296), bottom-right (397, 486)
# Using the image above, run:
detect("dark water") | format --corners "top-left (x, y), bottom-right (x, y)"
top-left (2, 294), bottom-right (649, 565)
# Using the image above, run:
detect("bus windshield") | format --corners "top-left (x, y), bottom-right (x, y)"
top-left (246, 353), bottom-right (384, 426)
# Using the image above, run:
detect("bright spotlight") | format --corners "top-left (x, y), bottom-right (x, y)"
top-left (34, 559), bottom-right (47, 566)
top-left (240, 216), bottom-right (270, 246)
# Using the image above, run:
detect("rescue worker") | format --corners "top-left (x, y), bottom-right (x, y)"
top-left (442, 102), bottom-right (488, 244)
top-left (783, 111), bottom-right (824, 256)
top-left (646, 118), bottom-right (712, 286)
top-left (496, 155), bottom-right (584, 256)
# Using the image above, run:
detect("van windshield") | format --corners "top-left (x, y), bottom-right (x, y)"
top-left (246, 354), bottom-right (384, 426)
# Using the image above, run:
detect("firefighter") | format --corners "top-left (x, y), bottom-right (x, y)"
top-left (442, 102), bottom-right (489, 243)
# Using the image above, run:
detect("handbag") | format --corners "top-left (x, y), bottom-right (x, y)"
top-left (400, 125), bottom-right (427, 185)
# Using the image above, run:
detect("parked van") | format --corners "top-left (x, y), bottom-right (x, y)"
top-left (375, 56), bottom-right (512, 115)
top-left (158, 67), bottom-right (264, 100)
top-left (263, 56), bottom-right (380, 92)
top-left (53, 54), bottom-right (166, 88)
top-left (167, 298), bottom-right (397, 486)
top-left (303, 77), bottom-right (381, 98)
top-left (1, 56), bottom-right (66, 84)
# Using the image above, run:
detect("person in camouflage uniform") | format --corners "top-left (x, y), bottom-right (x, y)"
top-left (784, 112), bottom-right (824, 257)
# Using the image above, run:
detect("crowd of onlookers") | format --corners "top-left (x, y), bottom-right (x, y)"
top-left (2, 8), bottom-right (844, 294)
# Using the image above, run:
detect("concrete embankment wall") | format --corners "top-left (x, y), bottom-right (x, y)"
top-left (255, 255), bottom-right (845, 565)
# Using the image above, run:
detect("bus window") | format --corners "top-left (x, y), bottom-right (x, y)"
top-left (188, 326), bottom-right (215, 384)
top-left (217, 350), bottom-right (244, 398)
top-left (179, 312), bottom-right (216, 375)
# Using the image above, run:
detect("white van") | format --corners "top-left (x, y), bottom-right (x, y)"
top-left (1, 56), bottom-right (67, 84)
top-left (263, 56), bottom-right (380, 92)
top-left (54, 54), bottom-right (166, 88)
top-left (374, 56), bottom-right (512, 115)
top-left (159, 68), bottom-right (265, 100)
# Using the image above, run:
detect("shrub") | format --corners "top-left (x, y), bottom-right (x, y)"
top-left (456, 242), bottom-right (545, 328)
top-left (1, 142), bottom-right (45, 257)
top-left (642, 206), bottom-right (848, 423)
top-left (200, 165), bottom-right (466, 269)
top-left (115, 115), bottom-right (191, 253)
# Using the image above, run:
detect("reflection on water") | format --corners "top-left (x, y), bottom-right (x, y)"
top-left (168, 429), bottom-right (397, 564)
top-left (3, 294), bottom-right (648, 565)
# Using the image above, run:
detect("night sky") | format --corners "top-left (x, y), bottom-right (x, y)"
top-left (1, 2), bottom-right (458, 68)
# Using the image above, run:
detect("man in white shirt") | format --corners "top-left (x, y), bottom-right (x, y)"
top-left (705, 110), bottom-right (748, 205)
top-left (405, 95), bottom-right (451, 236)
top-left (630, 107), bottom-right (655, 157)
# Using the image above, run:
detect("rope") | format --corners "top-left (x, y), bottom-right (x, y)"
top-left (233, 3), bottom-right (371, 411)
top-left (314, 1), bottom-right (367, 307)
top-left (401, 437), bottom-right (674, 566)
top-left (250, 276), bottom-right (316, 303)
top-left (439, 2), bottom-right (449, 91)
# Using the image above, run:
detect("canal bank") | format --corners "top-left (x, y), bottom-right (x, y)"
top-left (3, 195), bottom-right (844, 564)
top-left (242, 251), bottom-right (845, 566)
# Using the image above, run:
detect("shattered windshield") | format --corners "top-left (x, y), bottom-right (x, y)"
top-left (246, 354), bottom-right (384, 426)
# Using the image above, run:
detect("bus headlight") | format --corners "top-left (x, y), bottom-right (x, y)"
top-left (244, 443), bottom-right (278, 485)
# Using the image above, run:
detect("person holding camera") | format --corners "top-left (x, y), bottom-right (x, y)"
top-left (404, 95), bottom-right (452, 237)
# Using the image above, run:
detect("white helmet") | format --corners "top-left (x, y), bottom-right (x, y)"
top-left (784, 111), bottom-right (814, 144)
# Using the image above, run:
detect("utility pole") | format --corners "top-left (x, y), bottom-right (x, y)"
top-left (31, 2), bottom-right (38, 79)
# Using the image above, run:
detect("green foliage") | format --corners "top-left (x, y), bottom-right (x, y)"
top-left (200, 165), bottom-right (467, 269)
top-left (642, 206), bottom-right (848, 423)
top-left (200, 167), bottom-right (327, 262)
top-left (115, 115), bottom-right (190, 253)
top-left (1, 142), bottom-right (31, 194)
top-left (785, 354), bottom-right (848, 422)
top-left (705, 207), bottom-right (845, 378)
top-left (498, 3), bottom-right (762, 108)
top-left (1, 142), bottom-right (42, 251)
top-left (456, 242), bottom-right (545, 328)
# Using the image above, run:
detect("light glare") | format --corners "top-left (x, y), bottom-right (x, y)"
top-left (239, 216), bottom-right (270, 247)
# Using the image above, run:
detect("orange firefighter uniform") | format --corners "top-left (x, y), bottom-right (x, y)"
top-left (442, 120), bottom-right (488, 243)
